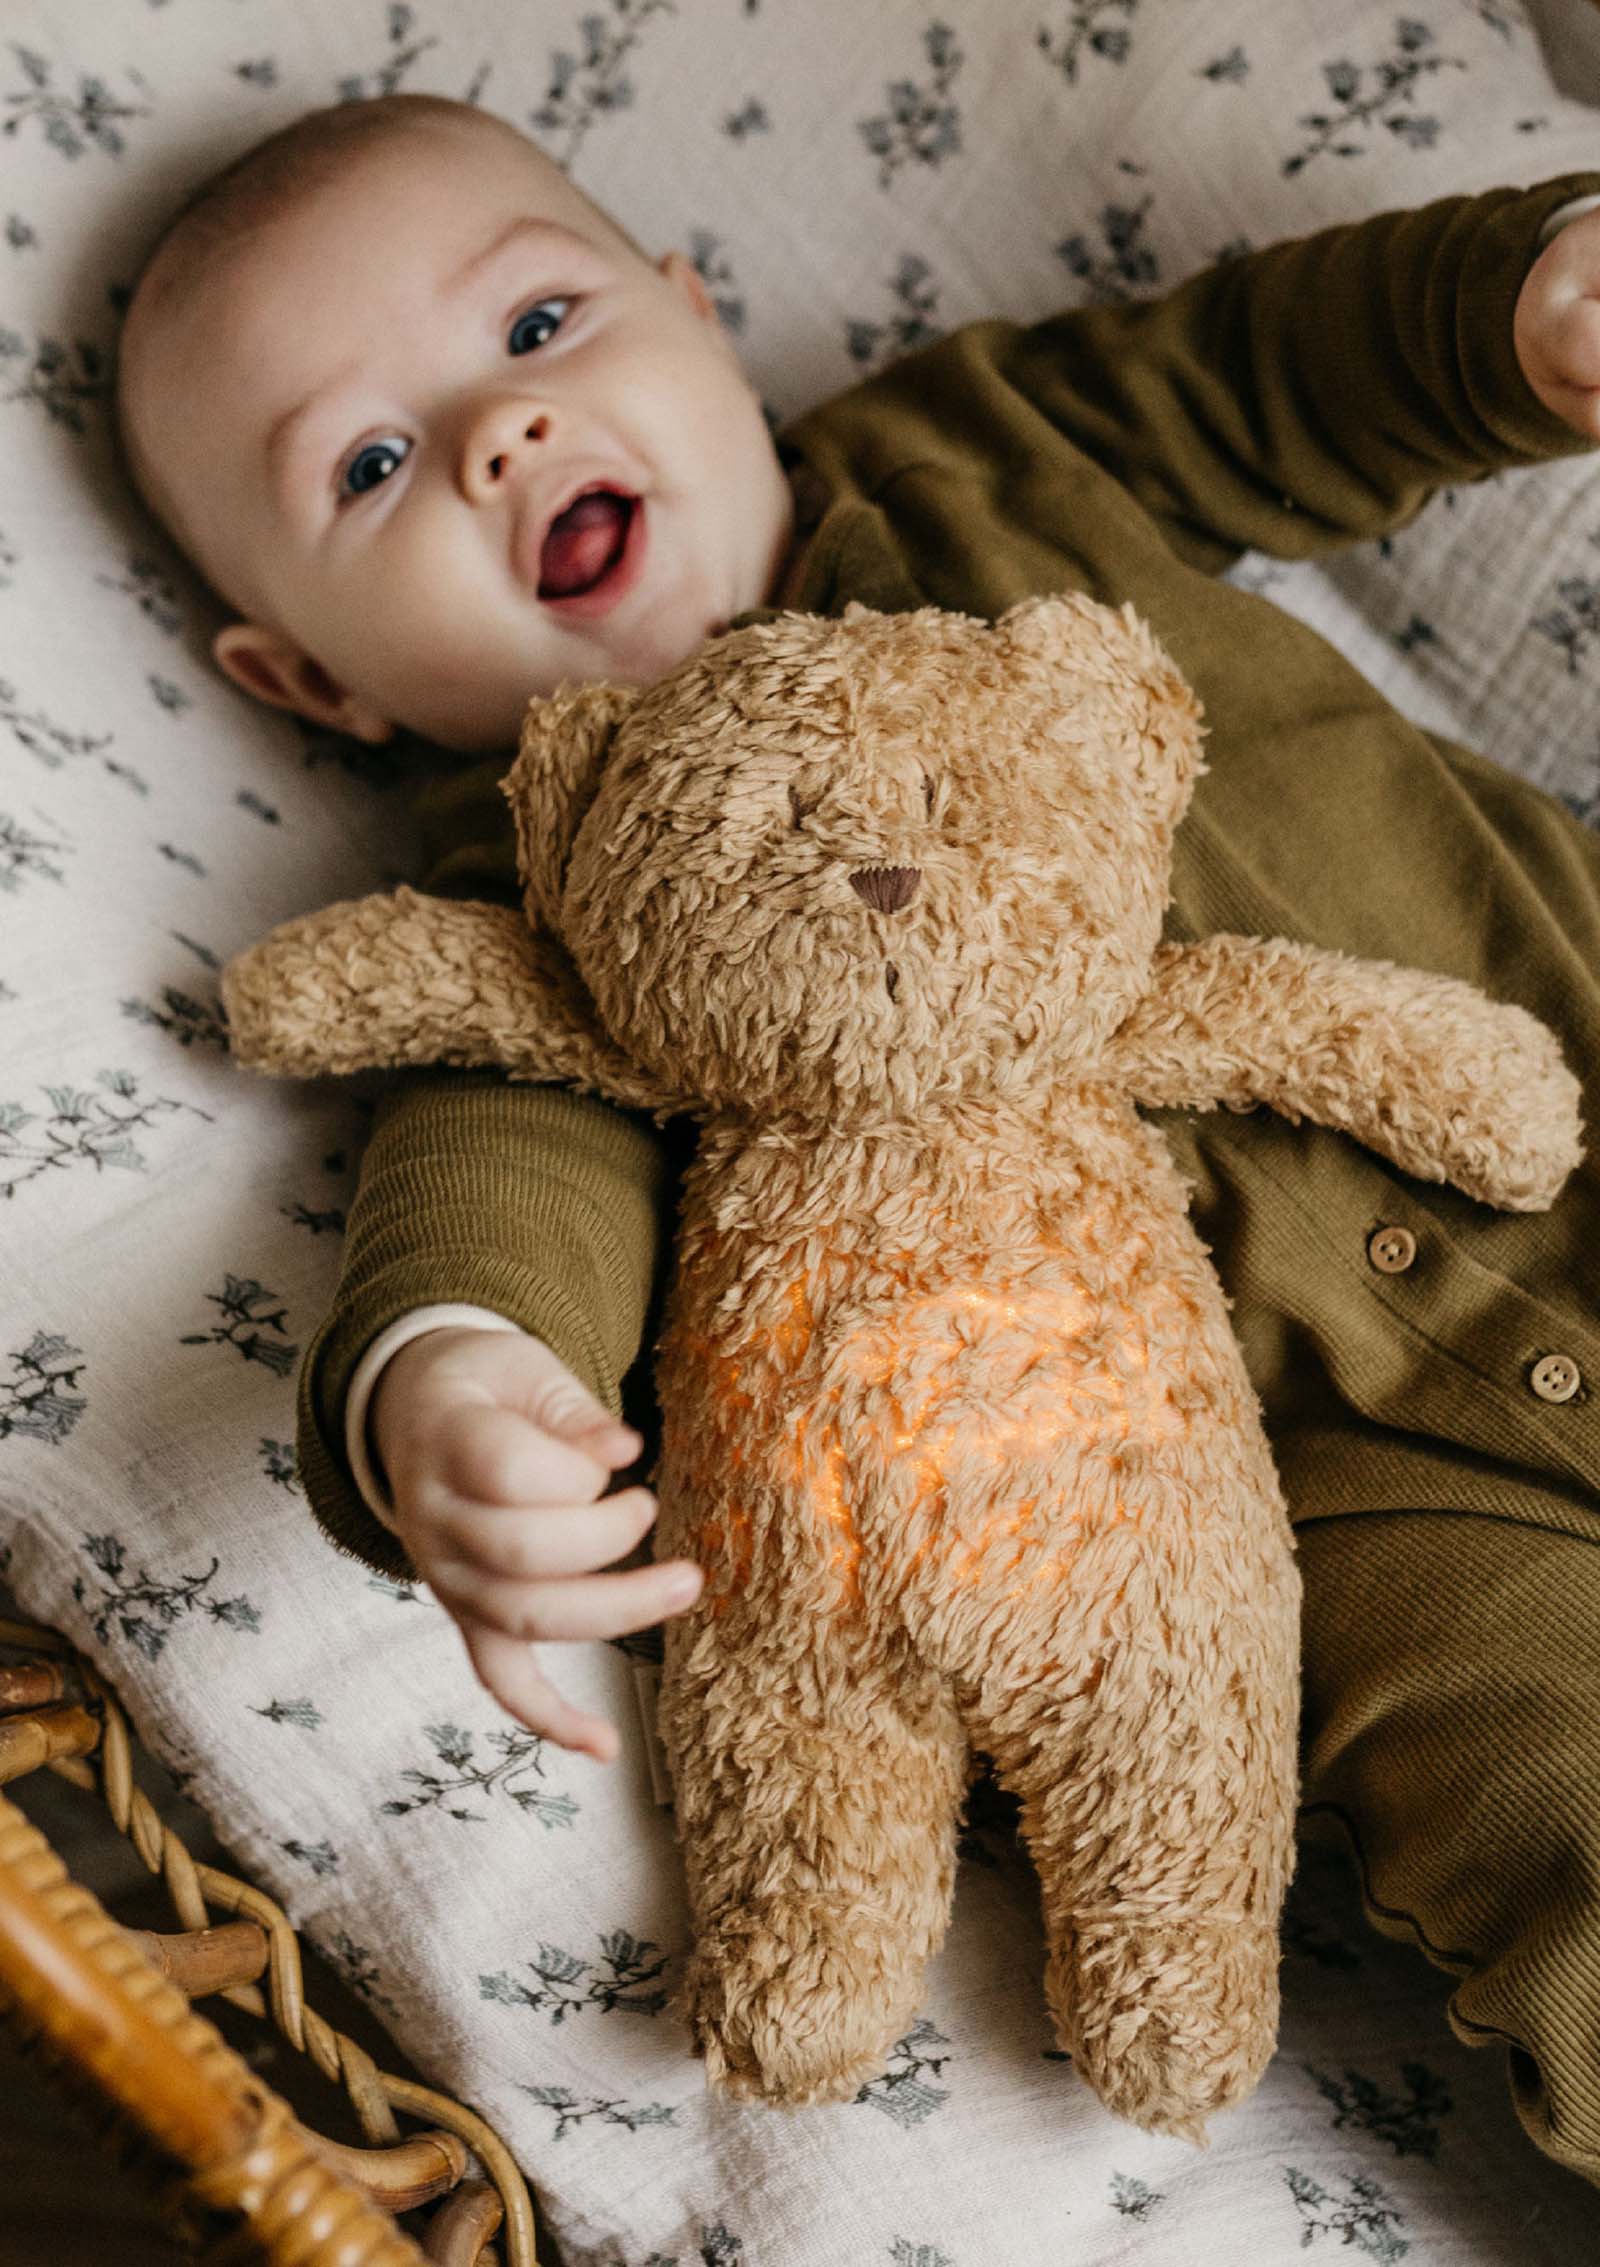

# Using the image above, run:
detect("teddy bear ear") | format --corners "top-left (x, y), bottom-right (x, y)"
top-left (992, 592), bottom-right (1206, 829)
top-left (504, 679), bottom-right (640, 935)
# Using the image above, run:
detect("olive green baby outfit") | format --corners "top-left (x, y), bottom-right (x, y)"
top-left (296, 180), bottom-right (1600, 2181)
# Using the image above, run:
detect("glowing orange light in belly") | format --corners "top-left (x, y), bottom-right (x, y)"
top-left (671, 1258), bottom-right (1183, 1616)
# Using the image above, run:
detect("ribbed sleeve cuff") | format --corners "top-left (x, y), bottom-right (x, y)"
top-left (1453, 172), bottom-right (1600, 464)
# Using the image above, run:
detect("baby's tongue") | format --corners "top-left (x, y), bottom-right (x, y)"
top-left (538, 490), bottom-right (631, 597)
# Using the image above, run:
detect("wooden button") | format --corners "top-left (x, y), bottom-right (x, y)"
top-left (1367, 1225), bottom-right (1417, 1274)
top-left (1530, 1353), bottom-right (1581, 1405)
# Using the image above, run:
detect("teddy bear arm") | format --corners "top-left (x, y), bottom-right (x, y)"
top-left (222, 888), bottom-right (676, 1114)
top-left (1113, 935), bottom-right (1583, 1211)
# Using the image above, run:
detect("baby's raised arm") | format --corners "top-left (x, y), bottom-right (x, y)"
top-left (957, 176), bottom-right (1600, 580)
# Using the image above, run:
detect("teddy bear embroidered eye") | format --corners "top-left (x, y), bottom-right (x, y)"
top-left (222, 593), bottom-right (1582, 2142)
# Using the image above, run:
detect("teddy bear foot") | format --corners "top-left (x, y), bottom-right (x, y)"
top-left (1050, 1911), bottom-right (1281, 2144)
top-left (677, 1893), bottom-right (928, 2108)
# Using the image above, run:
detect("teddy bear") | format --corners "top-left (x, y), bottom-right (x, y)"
top-left (222, 594), bottom-right (1583, 2142)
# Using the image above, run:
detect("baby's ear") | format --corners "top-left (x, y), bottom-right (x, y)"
top-left (505, 680), bottom-right (639, 934)
top-left (993, 593), bottom-right (1206, 830)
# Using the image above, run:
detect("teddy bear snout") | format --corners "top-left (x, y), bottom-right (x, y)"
top-left (850, 865), bottom-right (922, 912)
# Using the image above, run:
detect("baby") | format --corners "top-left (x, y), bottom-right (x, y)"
top-left (120, 89), bottom-right (1600, 2180)
top-left (117, 95), bottom-right (795, 1758)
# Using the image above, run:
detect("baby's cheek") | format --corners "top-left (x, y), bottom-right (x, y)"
top-left (344, 555), bottom-right (545, 749)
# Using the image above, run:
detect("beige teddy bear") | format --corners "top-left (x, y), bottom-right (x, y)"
top-left (222, 595), bottom-right (1583, 2141)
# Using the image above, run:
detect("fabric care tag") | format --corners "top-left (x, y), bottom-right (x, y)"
top-left (631, 1659), bottom-right (674, 1807)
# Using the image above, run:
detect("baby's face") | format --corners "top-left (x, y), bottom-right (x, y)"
top-left (121, 114), bottom-right (795, 750)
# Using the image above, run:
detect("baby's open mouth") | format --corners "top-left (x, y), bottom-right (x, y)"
top-left (537, 487), bottom-right (639, 600)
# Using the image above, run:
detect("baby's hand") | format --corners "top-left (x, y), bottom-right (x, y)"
top-left (1515, 204), bottom-right (1600, 441)
top-left (369, 1326), bottom-right (702, 1762)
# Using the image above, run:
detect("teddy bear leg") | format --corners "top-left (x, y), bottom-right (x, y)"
top-left (963, 1512), bottom-right (1301, 2143)
top-left (658, 1608), bottom-right (968, 2109)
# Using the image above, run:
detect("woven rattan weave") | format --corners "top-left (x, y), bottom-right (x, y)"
top-left (0, 1614), bottom-right (539, 2266)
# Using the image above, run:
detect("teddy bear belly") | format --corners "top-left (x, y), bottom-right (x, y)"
top-left (654, 1209), bottom-right (1282, 1640)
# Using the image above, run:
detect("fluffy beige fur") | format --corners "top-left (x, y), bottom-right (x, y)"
top-left (222, 595), bottom-right (1583, 2140)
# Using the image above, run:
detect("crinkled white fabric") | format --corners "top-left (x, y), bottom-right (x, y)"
top-left (4, 3), bottom-right (1600, 2259)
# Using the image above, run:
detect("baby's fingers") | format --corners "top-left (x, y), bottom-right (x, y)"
top-left (430, 1555), bottom-right (703, 1646)
top-left (431, 1486), bottom-right (661, 1581)
top-left (457, 1618), bottom-right (623, 1762)
top-left (464, 1333), bottom-right (641, 1468)
top-left (1517, 250), bottom-right (1600, 438)
top-left (434, 1401), bottom-right (618, 1509)
top-left (1542, 293), bottom-right (1600, 390)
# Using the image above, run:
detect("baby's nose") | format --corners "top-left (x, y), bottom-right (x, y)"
top-left (461, 401), bottom-right (552, 503)
top-left (850, 865), bottom-right (921, 912)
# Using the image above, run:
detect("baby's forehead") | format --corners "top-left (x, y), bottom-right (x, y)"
top-left (131, 111), bottom-right (635, 378)
top-left (145, 126), bottom-right (585, 325)
top-left (121, 118), bottom-right (626, 494)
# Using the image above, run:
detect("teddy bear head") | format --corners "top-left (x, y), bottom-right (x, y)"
top-left (508, 593), bottom-right (1205, 1125)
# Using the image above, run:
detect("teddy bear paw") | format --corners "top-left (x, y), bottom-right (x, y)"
top-left (676, 1893), bottom-right (927, 2109)
top-left (1050, 1910), bottom-right (1282, 2143)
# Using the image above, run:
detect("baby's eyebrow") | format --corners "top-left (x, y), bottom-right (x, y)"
top-left (262, 215), bottom-right (586, 497)
top-left (441, 214), bottom-right (581, 298)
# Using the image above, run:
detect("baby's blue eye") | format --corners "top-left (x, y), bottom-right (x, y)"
top-left (509, 297), bottom-right (571, 354)
top-left (339, 434), bottom-right (411, 501)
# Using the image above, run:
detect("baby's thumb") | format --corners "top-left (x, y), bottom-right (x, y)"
top-left (526, 1349), bottom-right (640, 1464)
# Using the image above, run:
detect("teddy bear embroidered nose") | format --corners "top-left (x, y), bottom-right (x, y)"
top-left (850, 865), bottom-right (921, 912)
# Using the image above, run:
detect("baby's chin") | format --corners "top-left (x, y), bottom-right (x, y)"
top-left (577, 567), bottom-right (741, 688)
top-left (605, 611), bottom-right (730, 687)
top-left (421, 559), bottom-right (749, 749)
